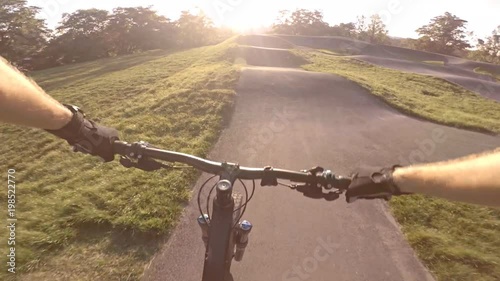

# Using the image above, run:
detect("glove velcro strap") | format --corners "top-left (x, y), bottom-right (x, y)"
top-left (385, 165), bottom-right (412, 196)
top-left (45, 110), bottom-right (86, 143)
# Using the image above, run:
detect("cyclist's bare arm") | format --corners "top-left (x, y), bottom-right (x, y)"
top-left (0, 57), bottom-right (72, 129)
top-left (393, 148), bottom-right (500, 207)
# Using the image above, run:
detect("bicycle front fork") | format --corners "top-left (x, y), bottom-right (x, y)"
top-left (197, 215), bottom-right (253, 262)
top-left (234, 220), bottom-right (253, 261)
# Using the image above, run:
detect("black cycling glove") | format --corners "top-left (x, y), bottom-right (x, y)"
top-left (345, 166), bottom-right (407, 203)
top-left (45, 105), bottom-right (119, 162)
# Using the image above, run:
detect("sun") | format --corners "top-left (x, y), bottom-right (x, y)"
top-left (210, 6), bottom-right (274, 33)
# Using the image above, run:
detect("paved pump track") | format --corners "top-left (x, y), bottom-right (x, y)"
top-left (275, 34), bottom-right (500, 101)
top-left (143, 36), bottom-right (500, 281)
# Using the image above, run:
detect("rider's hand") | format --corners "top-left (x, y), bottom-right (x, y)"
top-left (45, 105), bottom-right (119, 162)
top-left (345, 166), bottom-right (406, 203)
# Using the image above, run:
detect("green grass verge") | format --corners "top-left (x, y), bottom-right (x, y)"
top-left (317, 49), bottom-right (342, 56)
top-left (293, 48), bottom-right (500, 281)
top-left (392, 195), bottom-right (500, 281)
top-left (0, 39), bottom-right (240, 280)
top-left (474, 67), bottom-right (500, 82)
top-left (422, 60), bottom-right (445, 66)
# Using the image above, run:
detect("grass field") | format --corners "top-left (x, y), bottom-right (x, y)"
top-left (0, 39), bottom-right (239, 280)
top-left (293, 48), bottom-right (500, 281)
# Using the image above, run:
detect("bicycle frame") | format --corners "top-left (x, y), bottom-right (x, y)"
top-left (202, 174), bottom-right (237, 281)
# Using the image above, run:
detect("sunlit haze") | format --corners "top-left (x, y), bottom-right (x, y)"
top-left (28, 0), bottom-right (499, 39)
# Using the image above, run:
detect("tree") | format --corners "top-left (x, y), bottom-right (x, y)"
top-left (211, 27), bottom-right (235, 44)
top-left (0, 0), bottom-right (49, 67)
top-left (387, 37), bottom-right (417, 49)
top-left (176, 11), bottom-right (214, 47)
top-left (354, 14), bottom-right (388, 43)
top-left (107, 7), bottom-right (176, 55)
top-left (41, 7), bottom-right (178, 65)
top-left (471, 26), bottom-right (500, 64)
top-left (2, 5), bottom-right (235, 69)
top-left (272, 10), bottom-right (292, 34)
top-left (416, 12), bottom-right (471, 55)
top-left (56, 9), bottom-right (109, 36)
top-left (366, 14), bottom-right (388, 44)
top-left (272, 9), bottom-right (329, 36)
top-left (47, 9), bottom-right (110, 63)
top-left (329, 22), bottom-right (356, 37)
top-left (355, 15), bottom-right (368, 41)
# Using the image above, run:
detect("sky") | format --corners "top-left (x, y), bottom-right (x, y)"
top-left (27, 0), bottom-right (499, 39)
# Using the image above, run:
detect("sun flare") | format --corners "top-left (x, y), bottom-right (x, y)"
top-left (209, 5), bottom-right (276, 32)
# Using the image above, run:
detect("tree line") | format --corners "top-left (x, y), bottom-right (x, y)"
top-left (272, 9), bottom-right (388, 44)
top-left (271, 9), bottom-right (499, 64)
top-left (1, 0), bottom-right (233, 70)
top-left (2, 1), bottom-right (498, 69)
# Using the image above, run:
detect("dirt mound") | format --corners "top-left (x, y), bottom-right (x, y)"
top-left (353, 55), bottom-right (500, 101)
top-left (268, 34), bottom-right (499, 101)
top-left (277, 35), bottom-right (446, 61)
top-left (277, 35), bottom-right (371, 55)
top-left (354, 55), bottom-right (480, 78)
top-left (237, 35), bottom-right (295, 49)
top-left (452, 60), bottom-right (500, 73)
top-left (276, 35), bottom-right (500, 70)
top-left (377, 45), bottom-right (447, 62)
top-left (438, 75), bottom-right (500, 101)
top-left (237, 34), bottom-right (499, 101)
top-left (237, 46), bottom-right (307, 68)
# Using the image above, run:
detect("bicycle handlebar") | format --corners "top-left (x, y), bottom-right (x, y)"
top-left (113, 141), bottom-right (351, 190)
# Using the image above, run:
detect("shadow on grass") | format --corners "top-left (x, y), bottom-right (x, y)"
top-left (32, 50), bottom-right (172, 91)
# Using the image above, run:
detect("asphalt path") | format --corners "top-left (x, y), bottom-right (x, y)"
top-left (142, 66), bottom-right (500, 281)
top-left (351, 55), bottom-right (500, 101)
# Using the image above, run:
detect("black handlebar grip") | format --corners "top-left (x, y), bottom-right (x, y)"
top-left (113, 141), bottom-right (129, 156)
top-left (336, 176), bottom-right (352, 190)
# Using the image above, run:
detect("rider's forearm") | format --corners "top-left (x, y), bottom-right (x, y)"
top-left (393, 148), bottom-right (500, 207)
top-left (0, 57), bottom-right (72, 130)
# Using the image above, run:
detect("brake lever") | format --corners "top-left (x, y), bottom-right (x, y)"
top-left (301, 167), bottom-right (352, 191)
top-left (290, 183), bottom-right (342, 201)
